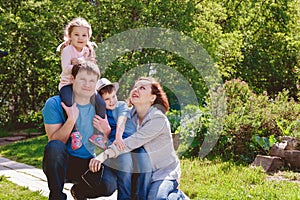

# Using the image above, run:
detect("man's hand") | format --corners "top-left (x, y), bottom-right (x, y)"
top-left (93, 115), bottom-right (111, 137)
top-left (46, 102), bottom-right (79, 142)
top-left (89, 158), bottom-right (102, 172)
top-left (61, 102), bottom-right (79, 123)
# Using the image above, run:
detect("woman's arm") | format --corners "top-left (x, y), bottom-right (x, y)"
top-left (126, 114), bottom-right (167, 145)
top-left (110, 111), bottom-right (169, 156)
top-left (91, 108), bottom-right (169, 168)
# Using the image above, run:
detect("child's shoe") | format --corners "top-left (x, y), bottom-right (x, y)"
top-left (89, 134), bottom-right (107, 150)
top-left (71, 131), bottom-right (82, 150)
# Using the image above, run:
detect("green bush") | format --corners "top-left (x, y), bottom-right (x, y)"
top-left (172, 79), bottom-right (300, 163)
top-left (220, 79), bottom-right (300, 162)
top-left (166, 109), bottom-right (181, 133)
top-left (171, 104), bottom-right (211, 158)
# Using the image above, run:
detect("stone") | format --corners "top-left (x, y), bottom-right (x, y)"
top-left (252, 155), bottom-right (283, 172)
top-left (284, 150), bottom-right (300, 169)
top-left (281, 136), bottom-right (299, 150)
top-left (270, 143), bottom-right (286, 158)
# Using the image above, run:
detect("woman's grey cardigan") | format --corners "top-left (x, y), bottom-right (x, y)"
top-left (109, 105), bottom-right (181, 182)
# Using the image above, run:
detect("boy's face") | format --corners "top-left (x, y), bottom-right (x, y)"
top-left (102, 89), bottom-right (118, 110)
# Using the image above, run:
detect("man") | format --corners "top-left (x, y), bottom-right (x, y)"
top-left (42, 60), bottom-right (115, 200)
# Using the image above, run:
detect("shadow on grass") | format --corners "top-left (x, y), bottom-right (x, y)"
top-left (0, 135), bottom-right (47, 169)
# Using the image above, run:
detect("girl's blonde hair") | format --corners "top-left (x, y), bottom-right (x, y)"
top-left (64, 17), bottom-right (92, 40)
top-left (56, 17), bottom-right (97, 59)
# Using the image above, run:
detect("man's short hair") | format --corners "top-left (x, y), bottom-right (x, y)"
top-left (72, 59), bottom-right (100, 79)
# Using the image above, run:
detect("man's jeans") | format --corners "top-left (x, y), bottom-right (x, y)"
top-left (43, 140), bottom-right (117, 200)
top-left (42, 140), bottom-right (91, 200)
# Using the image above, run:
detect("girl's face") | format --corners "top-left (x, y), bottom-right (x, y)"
top-left (102, 90), bottom-right (118, 110)
top-left (70, 26), bottom-right (89, 52)
top-left (130, 80), bottom-right (156, 107)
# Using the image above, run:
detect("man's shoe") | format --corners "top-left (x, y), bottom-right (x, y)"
top-left (70, 184), bottom-right (87, 200)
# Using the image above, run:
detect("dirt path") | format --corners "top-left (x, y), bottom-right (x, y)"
top-left (0, 131), bottom-right (42, 146)
top-left (266, 171), bottom-right (300, 184)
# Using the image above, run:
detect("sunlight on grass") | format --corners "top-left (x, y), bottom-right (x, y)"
top-left (1, 136), bottom-right (300, 199)
top-left (180, 159), bottom-right (300, 199)
top-left (0, 176), bottom-right (47, 199)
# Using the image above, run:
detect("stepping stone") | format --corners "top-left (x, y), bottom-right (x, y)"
top-left (252, 155), bottom-right (283, 172)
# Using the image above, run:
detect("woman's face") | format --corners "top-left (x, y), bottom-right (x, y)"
top-left (130, 80), bottom-right (156, 106)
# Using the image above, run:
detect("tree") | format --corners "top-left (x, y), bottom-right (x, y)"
top-left (217, 0), bottom-right (300, 98)
top-left (0, 0), bottom-right (299, 129)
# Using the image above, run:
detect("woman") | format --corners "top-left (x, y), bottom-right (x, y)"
top-left (90, 77), bottom-right (188, 199)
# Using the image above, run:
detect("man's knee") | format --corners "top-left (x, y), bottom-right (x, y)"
top-left (43, 140), bottom-right (68, 166)
top-left (44, 140), bottom-right (66, 155)
top-left (85, 181), bottom-right (117, 198)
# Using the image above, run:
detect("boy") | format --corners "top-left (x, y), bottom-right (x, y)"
top-left (94, 78), bottom-right (136, 199)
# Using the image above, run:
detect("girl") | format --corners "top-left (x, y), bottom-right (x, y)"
top-left (57, 17), bottom-right (106, 150)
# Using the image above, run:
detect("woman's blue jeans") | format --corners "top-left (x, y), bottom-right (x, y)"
top-left (147, 179), bottom-right (186, 200)
top-left (104, 152), bottom-right (133, 200)
top-left (131, 147), bottom-right (153, 200)
top-left (103, 146), bottom-right (152, 200)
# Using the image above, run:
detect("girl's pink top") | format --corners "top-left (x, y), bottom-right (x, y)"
top-left (59, 44), bottom-right (90, 90)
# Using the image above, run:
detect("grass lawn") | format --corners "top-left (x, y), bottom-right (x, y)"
top-left (0, 135), bottom-right (300, 199)
top-left (0, 176), bottom-right (47, 200)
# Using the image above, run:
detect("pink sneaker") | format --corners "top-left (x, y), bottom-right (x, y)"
top-left (71, 131), bottom-right (82, 150)
top-left (89, 134), bottom-right (107, 150)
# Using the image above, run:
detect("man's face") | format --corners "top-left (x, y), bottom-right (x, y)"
top-left (72, 70), bottom-right (98, 99)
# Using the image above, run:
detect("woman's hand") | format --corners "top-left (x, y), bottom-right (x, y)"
top-left (89, 158), bottom-right (102, 173)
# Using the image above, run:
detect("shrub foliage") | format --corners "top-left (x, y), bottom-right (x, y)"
top-left (170, 79), bottom-right (300, 162)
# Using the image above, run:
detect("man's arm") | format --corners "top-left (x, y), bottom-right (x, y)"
top-left (45, 102), bottom-right (78, 143)
top-left (45, 116), bottom-right (75, 143)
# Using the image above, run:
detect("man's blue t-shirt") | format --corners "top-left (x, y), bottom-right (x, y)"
top-left (42, 95), bottom-right (96, 159)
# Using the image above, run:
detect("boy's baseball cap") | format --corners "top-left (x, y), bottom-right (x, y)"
top-left (97, 78), bottom-right (119, 92)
